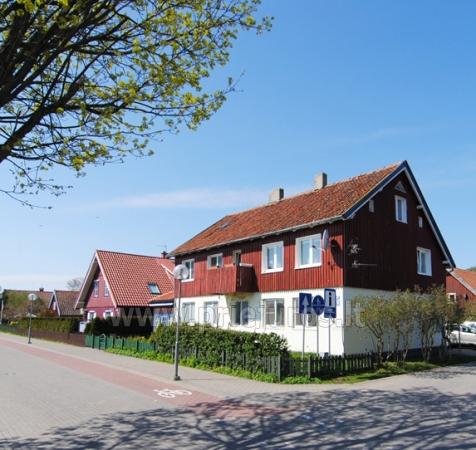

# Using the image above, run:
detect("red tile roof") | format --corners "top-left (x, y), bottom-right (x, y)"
top-left (52, 290), bottom-right (81, 316)
top-left (5, 289), bottom-right (53, 304)
top-left (96, 250), bottom-right (175, 307)
top-left (450, 268), bottom-right (476, 295)
top-left (172, 162), bottom-right (402, 255)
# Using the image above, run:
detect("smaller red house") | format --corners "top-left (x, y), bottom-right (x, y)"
top-left (75, 250), bottom-right (175, 326)
top-left (48, 290), bottom-right (82, 318)
top-left (447, 268), bottom-right (476, 302)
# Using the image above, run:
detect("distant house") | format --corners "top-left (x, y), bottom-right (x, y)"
top-left (447, 268), bottom-right (476, 302)
top-left (170, 161), bottom-right (454, 354)
top-left (2, 288), bottom-right (53, 320)
top-left (75, 250), bottom-right (174, 327)
top-left (48, 290), bottom-right (82, 318)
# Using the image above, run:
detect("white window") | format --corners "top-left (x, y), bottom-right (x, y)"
top-left (265, 299), bottom-right (285, 326)
top-left (207, 253), bottom-right (223, 269)
top-left (93, 280), bottom-right (99, 297)
top-left (232, 250), bottom-right (242, 265)
top-left (183, 259), bottom-right (195, 281)
top-left (448, 293), bottom-right (457, 302)
top-left (104, 283), bottom-right (109, 297)
top-left (293, 298), bottom-right (317, 326)
top-left (418, 216), bottom-right (423, 228)
top-left (395, 195), bottom-right (408, 223)
top-left (231, 301), bottom-right (249, 326)
top-left (417, 247), bottom-right (432, 276)
top-left (181, 302), bottom-right (195, 323)
top-left (87, 311), bottom-right (96, 321)
top-left (204, 301), bottom-right (219, 325)
top-left (295, 234), bottom-right (322, 269)
top-left (262, 242), bottom-right (284, 273)
top-left (369, 199), bottom-right (375, 213)
top-left (103, 310), bottom-right (113, 319)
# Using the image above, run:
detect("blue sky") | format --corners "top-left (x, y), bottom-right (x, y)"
top-left (1, 0), bottom-right (476, 290)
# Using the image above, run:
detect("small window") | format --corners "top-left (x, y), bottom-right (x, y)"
top-left (87, 311), bottom-right (96, 321)
top-left (295, 234), bottom-right (322, 269)
top-left (207, 253), bottom-right (223, 269)
top-left (395, 195), bottom-right (408, 223)
top-left (103, 310), bottom-right (113, 319)
top-left (265, 299), bottom-right (285, 326)
top-left (181, 302), bottom-right (195, 323)
top-left (104, 283), bottom-right (109, 297)
top-left (183, 259), bottom-right (195, 281)
top-left (93, 280), bottom-right (99, 297)
top-left (262, 242), bottom-right (284, 273)
top-left (231, 301), bottom-right (249, 326)
top-left (417, 247), bottom-right (432, 276)
top-left (394, 181), bottom-right (407, 193)
top-left (448, 293), bottom-right (457, 302)
top-left (418, 216), bottom-right (423, 228)
top-left (204, 301), bottom-right (219, 325)
top-left (293, 298), bottom-right (317, 327)
top-left (369, 199), bottom-right (375, 213)
top-left (233, 250), bottom-right (242, 265)
top-left (148, 283), bottom-right (161, 295)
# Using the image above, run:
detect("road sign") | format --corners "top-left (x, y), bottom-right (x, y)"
top-left (299, 292), bottom-right (313, 314)
top-left (312, 295), bottom-right (325, 315)
top-left (323, 288), bottom-right (337, 318)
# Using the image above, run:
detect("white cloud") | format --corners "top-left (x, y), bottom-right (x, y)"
top-left (77, 188), bottom-right (270, 211)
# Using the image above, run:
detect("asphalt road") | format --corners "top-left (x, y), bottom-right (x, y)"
top-left (0, 333), bottom-right (475, 449)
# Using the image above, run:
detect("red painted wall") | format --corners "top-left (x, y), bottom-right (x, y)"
top-left (84, 268), bottom-right (120, 318)
top-left (446, 275), bottom-right (476, 301)
top-left (177, 222), bottom-right (345, 297)
top-left (344, 172), bottom-right (447, 291)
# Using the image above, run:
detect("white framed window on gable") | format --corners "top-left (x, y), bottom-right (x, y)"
top-left (395, 195), bottom-right (408, 223)
top-left (104, 283), bottom-right (109, 297)
top-left (295, 234), bottom-right (322, 269)
top-left (262, 241), bottom-right (284, 273)
top-left (207, 253), bottom-right (223, 269)
top-left (265, 298), bottom-right (285, 327)
top-left (417, 247), bottom-right (432, 276)
top-left (93, 280), bottom-right (99, 297)
top-left (183, 259), bottom-right (195, 281)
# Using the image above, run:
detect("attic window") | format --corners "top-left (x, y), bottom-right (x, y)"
top-left (394, 181), bottom-right (406, 193)
top-left (219, 221), bottom-right (231, 230)
top-left (148, 283), bottom-right (161, 295)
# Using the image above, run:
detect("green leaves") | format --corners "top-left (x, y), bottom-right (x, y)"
top-left (0, 0), bottom-right (272, 203)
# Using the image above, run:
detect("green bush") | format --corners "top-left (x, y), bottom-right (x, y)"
top-left (84, 317), bottom-right (152, 337)
top-left (16, 318), bottom-right (79, 333)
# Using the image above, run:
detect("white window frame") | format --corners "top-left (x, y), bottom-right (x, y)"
top-left (181, 302), bottom-right (195, 323)
top-left (93, 280), bottom-right (99, 297)
top-left (207, 253), bottom-right (223, 269)
top-left (183, 259), bottom-right (195, 281)
top-left (103, 310), bottom-right (113, 319)
top-left (264, 298), bottom-right (285, 327)
top-left (231, 300), bottom-right (249, 326)
top-left (395, 195), bottom-right (408, 224)
top-left (87, 311), bottom-right (96, 321)
top-left (417, 247), bottom-right (432, 276)
top-left (261, 241), bottom-right (284, 274)
top-left (292, 298), bottom-right (317, 327)
top-left (204, 301), bottom-right (219, 325)
top-left (104, 283), bottom-right (109, 297)
top-left (448, 293), bottom-right (457, 302)
top-left (295, 233), bottom-right (322, 269)
top-left (232, 250), bottom-right (242, 265)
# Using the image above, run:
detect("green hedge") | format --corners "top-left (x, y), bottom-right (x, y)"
top-left (149, 324), bottom-right (289, 363)
top-left (84, 317), bottom-right (152, 337)
top-left (14, 318), bottom-right (79, 333)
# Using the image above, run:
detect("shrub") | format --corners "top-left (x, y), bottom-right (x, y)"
top-left (16, 318), bottom-right (79, 333)
top-left (84, 317), bottom-right (152, 337)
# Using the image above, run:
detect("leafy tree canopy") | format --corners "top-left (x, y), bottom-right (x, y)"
top-left (0, 0), bottom-right (271, 203)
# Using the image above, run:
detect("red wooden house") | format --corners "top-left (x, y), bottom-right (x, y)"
top-left (75, 250), bottom-right (175, 327)
top-left (170, 161), bottom-right (454, 354)
top-left (446, 268), bottom-right (476, 302)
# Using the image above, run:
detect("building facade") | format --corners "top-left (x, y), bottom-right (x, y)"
top-left (171, 161), bottom-right (454, 354)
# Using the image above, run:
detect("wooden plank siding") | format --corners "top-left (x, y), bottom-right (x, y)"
top-left (446, 274), bottom-right (476, 301)
top-left (343, 172), bottom-right (447, 291)
top-left (177, 222), bottom-right (345, 297)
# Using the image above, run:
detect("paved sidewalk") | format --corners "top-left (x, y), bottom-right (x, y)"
top-left (1, 332), bottom-right (476, 449)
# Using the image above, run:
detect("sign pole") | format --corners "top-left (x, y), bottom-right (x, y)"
top-left (328, 318), bottom-right (331, 356)
top-left (302, 311), bottom-right (306, 359)
top-left (316, 316), bottom-right (319, 355)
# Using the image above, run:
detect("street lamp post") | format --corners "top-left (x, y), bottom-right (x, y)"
top-left (0, 286), bottom-right (4, 325)
top-left (172, 264), bottom-right (189, 381)
top-left (27, 293), bottom-right (38, 344)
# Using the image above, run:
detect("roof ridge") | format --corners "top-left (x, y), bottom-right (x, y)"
top-left (220, 161), bottom-right (403, 219)
top-left (96, 249), bottom-right (170, 260)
